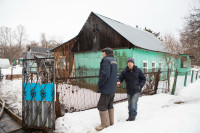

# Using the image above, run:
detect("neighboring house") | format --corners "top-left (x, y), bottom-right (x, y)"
top-left (24, 47), bottom-right (54, 73)
top-left (24, 46), bottom-right (53, 59)
top-left (51, 12), bottom-right (191, 79)
top-left (0, 58), bottom-right (10, 69)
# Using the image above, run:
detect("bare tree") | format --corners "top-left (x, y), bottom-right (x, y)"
top-left (161, 34), bottom-right (181, 92)
top-left (180, 7), bottom-right (200, 65)
top-left (41, 33), bottom-right (62, 48)
top-left (41, 33), bottom-right (48, 48)
top-left (163, 34), bottom-right (183, 54)
top-left (26, 41), bottom-right (39, 49)
top-left (143, 27), bottom-right (163, 41)
top-left (0, 25), bottom-right (29, 64)
top-left (0, 26), bottom-right (15, 46)
top-left (161, 54), bottom-right (179, 92)
top-left (15, 25), bottom-right (27, 48)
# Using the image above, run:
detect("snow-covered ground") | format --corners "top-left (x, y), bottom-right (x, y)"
top-left (0, 79), bottom-right (22, 117)
top-left (57, 84), bottom-right (127, 113)
top-left (1, 65), bottom-right (22, 75)
top-left (0, 66), bottom-right (200, 133)
top-left (55, 79), bottom-right (200, 133)
top-left (0, 66), bottom-right (22, 117)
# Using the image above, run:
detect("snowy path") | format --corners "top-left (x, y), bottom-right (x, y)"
top-left (55, 79), bottom-right (200, 133)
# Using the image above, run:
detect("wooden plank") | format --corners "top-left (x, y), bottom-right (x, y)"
top-left (0, 128), bottom-right (5, 133)
top-left (0, 102), bottom-right (23, 132)
top-left (4, 105), bottom-right (22, 125)
top-left (0, 112), bottom-right (12, 122)
top-left (0, 97), bottom-right (5, 119)
top-left (1, 119), bottom-right (22, 132)
top-left (15, 129), bottom-right (26, 133)
top-left (6, 74), bottom-right (22, 80)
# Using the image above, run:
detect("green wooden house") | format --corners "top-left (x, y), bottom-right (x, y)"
top-left (52, 12), bottom-right (191, 80)
top-left (71, 12), bottom-right (191, 76)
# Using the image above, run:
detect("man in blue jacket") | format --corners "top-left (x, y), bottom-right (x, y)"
top-left (96, 47), bottom-right (117, 131)
top-left (117, 58), bottom-right (146, 121)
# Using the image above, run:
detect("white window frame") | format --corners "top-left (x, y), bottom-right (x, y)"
top-left (143, 60), bottom-right (148, 73)
top-left (152, 61), bottom-right (156, 72)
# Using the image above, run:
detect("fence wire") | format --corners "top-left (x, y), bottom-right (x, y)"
top-left (55, 68), bottom-right (163, 114)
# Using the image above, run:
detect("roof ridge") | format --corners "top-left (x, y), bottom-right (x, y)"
top-left (93, 12), bottom-right (153, 36)
top-left (92, 12), bottom-right (166, 53)
top-left (93, 12), bottom-right (124, 25)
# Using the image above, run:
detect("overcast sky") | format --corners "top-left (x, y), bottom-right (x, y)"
top-left (0, 0), bottom-right (199, 43)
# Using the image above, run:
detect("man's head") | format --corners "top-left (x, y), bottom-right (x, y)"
top-left (102, 47), bottom-right (113, 58)
top-left (127, 58), bottom-right (134, 69)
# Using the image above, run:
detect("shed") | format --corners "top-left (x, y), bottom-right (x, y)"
top-left (23, 47), bottom-right (54, 73)
top-left (0, 58), bottom-right (10, 69)
top-left (24, 46), bottom-right (53, 59)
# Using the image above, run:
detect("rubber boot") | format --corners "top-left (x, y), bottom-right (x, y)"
top-left (108, 109), bottom-right (114, 125)
top-left (95, 110), bottom-right (110, 131)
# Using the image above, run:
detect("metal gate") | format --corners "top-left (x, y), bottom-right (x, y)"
top-left (22, 58), bottom-right (55, 132)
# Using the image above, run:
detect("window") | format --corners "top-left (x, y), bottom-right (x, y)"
top-left (143, 61), bottom-right (148, 75)
top-left (181, 57), bottom-right (187, 68)
top-left (159, 61), bottom-right (162, 71)
top-left (152, 61), bottom-right (156, 72)
top-left (92, 24), bottom-right (99, 32)
top-left (60, 57), bottom-right (66, 69)
top-left (182, 61), bottom-right (187, 68)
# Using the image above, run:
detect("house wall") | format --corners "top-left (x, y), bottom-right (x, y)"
top-left (74, 48), bottom-right (191, 77)
top-left (54, 42), bottom-right (74, 79)
top-left (176, 55), bottom-right (191, 76)
top-left (72, 12), bottom-right (131, 52)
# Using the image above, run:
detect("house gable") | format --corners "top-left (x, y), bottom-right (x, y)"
top-left (72, 12), bottom-right (131, 52)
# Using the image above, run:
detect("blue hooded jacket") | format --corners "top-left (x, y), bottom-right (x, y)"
top-left (98, 56), bottom-right (117, 94)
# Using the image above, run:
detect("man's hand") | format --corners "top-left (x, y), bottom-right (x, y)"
top-left (117, 82), bottom-right (120, 87)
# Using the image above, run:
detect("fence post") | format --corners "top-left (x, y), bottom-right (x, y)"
top-left (191, 70), bottom-right (194, 83)
top-left (0, 67), bottom-right (1, 81)
top-left (184, 72), bottom-right (188, 87)
top-left (196, 71), bottom-right (199, 80)
top-left (172, 69), bottom-right (178, 95)
top-left (154, 69), bottom-right (161, 94)
top-left (11, 65), bottom-right (13, 81)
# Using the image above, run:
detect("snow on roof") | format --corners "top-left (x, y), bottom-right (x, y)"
top-left (0, 58), bottom-right (10, 69)
top-left (29, 47), bottom-right (52, 53)
top-left (94, 12), bottom-right (167, 53)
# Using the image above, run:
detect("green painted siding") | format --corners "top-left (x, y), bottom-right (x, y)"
top-left (74, 52), bottom-right (102, 70)
top-left (132, 48), bottom-right (164, 70)
top-left (176, 55), bottom-right (191, 76)
top-left (74, 48), bottom-right (191, 77)
top-left (113, 49), bottom-right (133, 69)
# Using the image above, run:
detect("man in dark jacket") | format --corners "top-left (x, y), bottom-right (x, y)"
top-left (117, 58), bottom-right (146, 121)
top-left (96, 47), bottom-right (117, 131)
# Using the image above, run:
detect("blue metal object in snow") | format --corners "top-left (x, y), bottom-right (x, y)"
top-left (24, 83), bottom-right (54, 101)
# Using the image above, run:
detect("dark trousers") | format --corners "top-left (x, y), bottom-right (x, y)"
top-left (97, 94), bottom-right (115, 111)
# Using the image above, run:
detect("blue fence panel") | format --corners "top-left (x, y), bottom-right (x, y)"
top-left (24, 83), bottom-right (54, 101)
